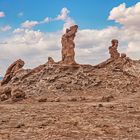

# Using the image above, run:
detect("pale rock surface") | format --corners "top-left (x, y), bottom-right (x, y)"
top-left (1, 59), bottom-right (25, 85)
top-left (61, 25), bottom-right (78, 65)
top-left (109, 39), bottom-right (120, 59)
top-left (47, 57), bottom-right (55, 65)
top-left (0, 31), bottom-right (140, 139)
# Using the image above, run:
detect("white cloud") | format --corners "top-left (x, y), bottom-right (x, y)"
top-left (0, 29), bottom-right (62, 75)
top-left (0, 26), bottom-right (125, 75)
top-left (43, 17), bottom-right (50, 23)
top-left (75, 26), bottom-right (125, 64)
top-left (40, 17), bottom-right (51, 24)
top-left (108, 2), bottom-right (140, 28)
top-left (13, 28), bottom-right (25, 34)
top-left (0, 3), bottom-right (140, 76)
top-left (63, 17), bottom-right (75, 32)
top-left (127, 41), bottom-right (140, 59)
top-left (0, 25), bottom-right (12, 32)
top-left (108, 2), bottom-right (140, 60)
top-left (20, 7), bottom-right (75, 30)
top-left (55, 7), bottom-right (75, 32)
top-left (21, 20), bottom-right (39, 28)
top-left (21, 18), bottom-right (50, 28)
top-left (0, 11), bottom-right (5, 18)
top-left (56, 7), bottom-right (70, 20)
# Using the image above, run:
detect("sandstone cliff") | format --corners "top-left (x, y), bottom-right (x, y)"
top-left (0, 25), bottom-right (140, 103)
top-left (0, 25), bottom-right (140, 140)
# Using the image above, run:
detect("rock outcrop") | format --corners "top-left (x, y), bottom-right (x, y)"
top-left (109, 39), bottom-right (120, 60)
top-left (0, 86), bottom-right (26, 102)
top-left (1, 59), bottom-right (25, 85)
top-left (0, 86), bottom-right (11, 101)
top-left (11, 88), bottom-right (26, 102)
top-left (47, 57), bottom-right (55, 65)
top-left (0, 55), bottom-right (139, 103)
top-left (0, 25), bottom-right (140, 140)
top-left (95, 39), bottom-right (128, 68)
top-left (0, 31), bottom-right (140, 103)
top-left (61, 25), bottom-right (78, 65)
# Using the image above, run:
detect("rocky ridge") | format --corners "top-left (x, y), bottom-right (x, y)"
top-left (0, 50), bottom-right (140, 103)
top-left (0, 25), bottom-right (140, 140)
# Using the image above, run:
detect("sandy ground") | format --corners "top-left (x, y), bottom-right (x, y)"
top-left (0, 59), bottom-right (140, 140)
top-left (0, 91), bottom-right (140, 140)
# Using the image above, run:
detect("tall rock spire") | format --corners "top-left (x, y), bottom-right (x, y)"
top-left (61, 25), bottom-right (78, 65)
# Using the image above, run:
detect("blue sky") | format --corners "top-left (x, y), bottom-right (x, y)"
top-left (0, 0), bottom-right (140, 75)
top-left (0, 0), bottom-right (139, 32)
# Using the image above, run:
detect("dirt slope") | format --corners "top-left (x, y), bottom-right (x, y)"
top-left (0, 57), bottom-right (140, 140)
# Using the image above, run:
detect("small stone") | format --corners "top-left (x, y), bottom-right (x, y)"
top-left (98, 104), bottom-right (103, 107)
top-left (0, 94), bottom-right (8, 101)
top-left (15, 123), bottom-right (25, 128)
top-left (121, 53), bottom-right (126, 58)
top-left (47, 57), bottom-right (55, 65)
top-left (1, 59), bottom-right (24, 85)
top-left (101, 95), bottom-right (114, 102)
top-left (55, 98), bottom-right (60, 102)
top-left (38, 98), bottom-right (47, 102)
top-left (11, 88), bottom-right (26, 102)
top-left (68, 97), bottom-right (77, 102)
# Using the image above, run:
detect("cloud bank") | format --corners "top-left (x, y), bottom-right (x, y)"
top-left (0, 25), bottom-right (12, 32)
top-left (20, 7), bottom-right (75, 31)
top-left (0, 3), bottom-right (140, 75)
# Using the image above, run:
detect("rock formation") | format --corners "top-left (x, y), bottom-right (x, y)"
top-left (61, 25), bottom-right (78, 65)
top-left (95, 39), bottom-right (128, 68)
top-left (109, 39), bottom-right (120, 59)
top-left (0, 24), bottom-right (140, 140)
top-left (1, 59), bottom-right (25, 85)
top-left (121, 53), bottom-right (127, 58)
top-left (0, 86), bottom-right (11, 101)
top-left (11, 88), bottom-right (26, 102)
top-left (0, 86), bottom-right (26, 102)
top-left (0, 32), bottom-right (139, 104)
top-left (47, 57), bottom-right (55, 65)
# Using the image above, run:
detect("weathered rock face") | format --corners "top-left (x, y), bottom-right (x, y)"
top-left (121, 53), bottom-right (127, 58)
top-left (61, 25), bottom-right (78, 65)
top-left (1, 59), bottom-right (25, 85)
top-left (0, 86), bottom-right (11, 101)
top-left (47, 57), bottom-right (55, 65)
top-left (11, 88), bottom-right (26, 102)
top-left (0, 28), bottom-right (140, 139)
top-left (109, 39), bottom-right (120, 59)
top-left (0, 38), bottom-right (140, 103)
top-left (95, 39), bottom-right (129, 69)
top-left (0, 57), bottom-right (140, 103)
top-left (0, 86), bottom-right (26, 102)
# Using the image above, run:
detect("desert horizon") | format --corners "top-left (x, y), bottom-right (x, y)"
top-left (0, 0), bottom-right (140, 140)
